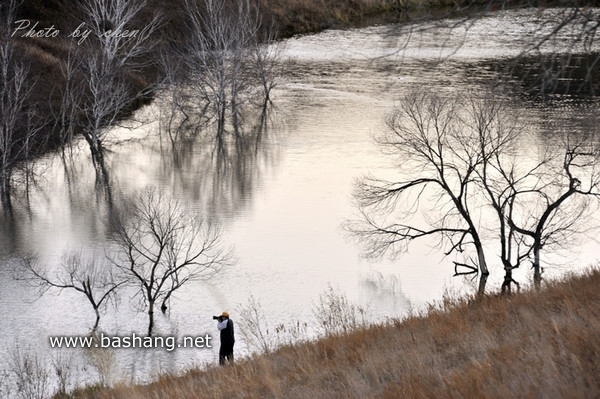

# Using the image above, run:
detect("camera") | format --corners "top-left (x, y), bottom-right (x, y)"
top-left (213, 315), bottom-right (220, 320)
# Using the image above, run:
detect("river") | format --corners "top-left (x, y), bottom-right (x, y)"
top-left (1, 7), bottom-right (599, 392)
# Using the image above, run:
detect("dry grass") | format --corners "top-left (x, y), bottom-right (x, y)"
top-left (67, 268), bottom-right (600, 399)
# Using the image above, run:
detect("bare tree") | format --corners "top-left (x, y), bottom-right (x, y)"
top-left (465, 94), bottom-right (529, 294)
top-left (251, 22), bottom-right (284, 106)
top-left (464, 94), bottom-right (600, 291)
top-left (349, 89), bottom-right (600, 294)
top-left (183, 0), bottom-right (269, 133)
top-left (348, 90), bottom-right (492, 293)
top-left (155, 49), bottom-right (203, 150)
top-left (497, 132), bottom-right (600, 289)
top-left (21, 251), bottom-right (123, 331)
top-left (76, 0), bottom-right (162, 168)
top-left (50, 44), bottom-right (84, 157)
top-left (0, 0), bottom-right (39, 206)
top-left (111, 187), bottom-right (234, 335)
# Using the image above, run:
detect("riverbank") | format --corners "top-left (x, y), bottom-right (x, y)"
top-left (64, 268), bottom-right (600, 398)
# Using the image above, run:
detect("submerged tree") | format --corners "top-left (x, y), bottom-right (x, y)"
top-left (466, 94), bottom-right (600, 291)
top-left (465, 95), bottom-right (529, 294)
top-left (76, 0), bottom-right (162, 169)
top-left (496, 131), bottom-right (600, 289)
top-left (250, 22), bottom-right (283, 106)
top-left (111, 187), bottom-right (234, 335)
top-left (21, 250), bottom-right (123, 331)
top-left (183, 0), bottom-right (251, 132)
top-left (0, 0), bottom-right (44, 207)
top-left (182, 0), bottom-right (281, 134)
top-left (349, 90), bottom-right (600, 294)
top-left (349, 91), bottom-right (494, 293)
top-left (51, 44), bottom-right (84, 157)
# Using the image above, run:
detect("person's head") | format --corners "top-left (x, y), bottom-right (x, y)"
top-left (220, 311), bottom-right (229, 320)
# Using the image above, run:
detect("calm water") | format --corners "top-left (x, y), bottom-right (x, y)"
top-left (1, 8), bottom-right (599, 390)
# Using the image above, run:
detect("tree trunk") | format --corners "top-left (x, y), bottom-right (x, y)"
top-left (476, 248), bottom-right (489, 276)
top-left (217, 102), bottom-right (226, 136)
top-left (465, 219), bottom-right (489, 277)
top-left (477, 273), bottom-right (488, 296)
top-left (148, 300), bottom-right (155, 336)
top-left (501, 267), bottom-right (513, 295)
top-left (0, 169), bottom-right (11, 207)
top-left (93, 307), bottom-right (101, 331)
top-left (532, 243), bottom-right (542, 289)
top-left (473, 237), bottom-right (489, 296)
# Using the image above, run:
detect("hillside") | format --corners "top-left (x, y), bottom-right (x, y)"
top-left (67, 269), bottom-right (600, 398)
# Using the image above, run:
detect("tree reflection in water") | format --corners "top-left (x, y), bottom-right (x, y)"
top-left (155, 99), bottom-right (282, 219)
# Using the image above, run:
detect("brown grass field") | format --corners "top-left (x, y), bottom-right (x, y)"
top-left (66, 268), bottom-right (600, 399)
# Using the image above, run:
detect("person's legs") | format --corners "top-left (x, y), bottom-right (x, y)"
top-left (225, 343), bottom-right (234, 363)
top-left (219, 344), bottom-right (227, 365)
top-left (219, 343), bottom-right (234, 365)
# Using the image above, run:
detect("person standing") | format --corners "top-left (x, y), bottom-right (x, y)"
top-left (216, 311), bottom-right (235, 365)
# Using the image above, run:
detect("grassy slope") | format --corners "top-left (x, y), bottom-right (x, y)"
top-left (69, 269), bottom-right (600, 398)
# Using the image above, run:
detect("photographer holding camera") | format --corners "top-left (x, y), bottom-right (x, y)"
top-left (213, 311), bottom-right (235, 365)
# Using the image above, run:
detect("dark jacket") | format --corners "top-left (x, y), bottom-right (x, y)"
top-left (220, 319), bottom-right (235, 346)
